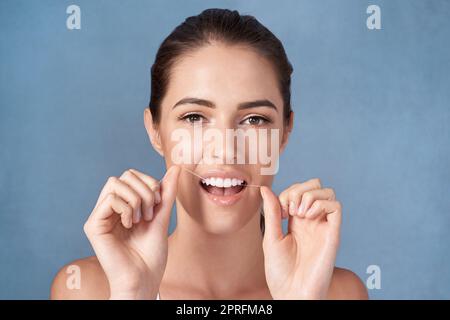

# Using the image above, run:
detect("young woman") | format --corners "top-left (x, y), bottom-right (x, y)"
top-left (51, 8), bottom-right (368, 300)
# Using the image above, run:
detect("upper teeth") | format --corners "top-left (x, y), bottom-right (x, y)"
top-left (202, 177), bottom-right (245, 187)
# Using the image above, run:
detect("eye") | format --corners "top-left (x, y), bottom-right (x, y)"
top-left (241, 115), bottom-right (270, 126)
top-left (178, 113), bottom-right (205, 124)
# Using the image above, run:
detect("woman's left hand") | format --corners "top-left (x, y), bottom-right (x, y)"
top-left (260, 178), bottom-right (342, 299)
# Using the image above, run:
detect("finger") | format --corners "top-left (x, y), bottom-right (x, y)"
top-left (153, 165), bottom-right (181, 232)
top-left (285, 178), bottom-right (322, 217)
top-left (325, 201), bottom-right (342, 228)
top-left (260, 186), bottom-right (283, 243)
top-left (298, 187), bottom-right (335, 217)
top-left (120, 170), bottom-right (155, 222)
top-left (92, 177), bottom-right (142, 224)
top-left (278, 189), bottom-right (290, 219)
top-left (129, 168), bottom-right (161, 204)
top-left (304, 199), bottom-right (341, 221)
top-left (93, 177), bottom-right (115, 211)
top-left (92, 193), bottom-right (133, 229)
top-left (118, 202), bottom-right (134, 229)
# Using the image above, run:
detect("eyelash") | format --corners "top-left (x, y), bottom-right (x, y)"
top-left (178, 113), bottom-right (206, 124)
top-left (177, 113), bottom-right (272, 126)
top-left (241, 115), bottom-right (271, 126)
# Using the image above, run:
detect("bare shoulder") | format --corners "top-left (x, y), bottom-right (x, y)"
top-left (327, 267), bottom-right (369, 300)
top-left (50, 256), bottom-right (110, 300)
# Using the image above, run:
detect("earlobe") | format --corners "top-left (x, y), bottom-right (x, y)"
top-left (144, 108), bottom-right (164, 157)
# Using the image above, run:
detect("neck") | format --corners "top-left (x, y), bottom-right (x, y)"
top-left (165, 203), bottom-right (268, 298)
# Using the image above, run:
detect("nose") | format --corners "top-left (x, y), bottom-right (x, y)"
top-left (202, 126), bottom-right (239, 165)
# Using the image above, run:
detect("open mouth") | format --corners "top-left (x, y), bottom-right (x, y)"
top-left (200, 177), bottom-right (247, 196)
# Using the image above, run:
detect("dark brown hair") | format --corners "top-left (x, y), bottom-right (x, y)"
top-left (148, 8), bottom-right (294, 234)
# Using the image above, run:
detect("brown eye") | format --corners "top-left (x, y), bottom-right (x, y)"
top-left (179, 113), bottom-right (204, 124)
top-left (242, 116), bottom-right (269, 126)
top-left (187, 114), bottom-right (201, 122)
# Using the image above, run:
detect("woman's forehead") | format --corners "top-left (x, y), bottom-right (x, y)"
top-left (163, 44), bottom-right (283, 111)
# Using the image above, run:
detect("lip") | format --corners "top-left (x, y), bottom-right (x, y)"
top-left (197, 168), bottom-right (250, 207)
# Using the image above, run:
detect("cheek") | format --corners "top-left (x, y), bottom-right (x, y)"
top-left (253, 170), bottom-right (275, 187)
top-left (176, 172), bottom-right (200, 204)
top-left (159, 126), bottom-right (197, 165)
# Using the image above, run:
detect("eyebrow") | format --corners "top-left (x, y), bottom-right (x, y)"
top-left (172, 97), bottom-right (278, 112)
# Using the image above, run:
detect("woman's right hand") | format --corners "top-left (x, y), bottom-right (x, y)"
top-left (83, 166), bottom-right (181, 299)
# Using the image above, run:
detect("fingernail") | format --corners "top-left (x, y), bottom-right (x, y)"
top-left (289, 201), bottom-right (295, 215)
top-left (154, 190), bottom-right (161, 204)
top-left (260, 187), bottom-right (266, 198)
top-left (299, 202), bottom-right (305, 215)
top-left (135, 208), bottom-right (141, 223)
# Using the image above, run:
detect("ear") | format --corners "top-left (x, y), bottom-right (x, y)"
top-left (144, 108), bottom-right (164, 157)
top-left (280, 111), bottom-right (294, 154)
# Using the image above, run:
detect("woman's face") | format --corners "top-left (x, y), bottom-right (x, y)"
top-left (145, 43), bottom-right (292, 234)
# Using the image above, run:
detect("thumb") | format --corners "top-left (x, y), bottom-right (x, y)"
top-left (153, 165), bottom-right (181, 232)
top-left (260, 186), bottom-right (283, 243)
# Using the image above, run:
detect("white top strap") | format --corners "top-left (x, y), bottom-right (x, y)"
top-left (156, 292), bottom-right (160, 300)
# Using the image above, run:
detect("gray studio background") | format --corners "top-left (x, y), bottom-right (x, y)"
top-left (1, 0), bottom-right (449, 299)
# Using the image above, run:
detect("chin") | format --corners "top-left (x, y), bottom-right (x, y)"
top-left (200, 202), bottom-right (261, 235)
top-left (199, 216), bottom-right (250, 236)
